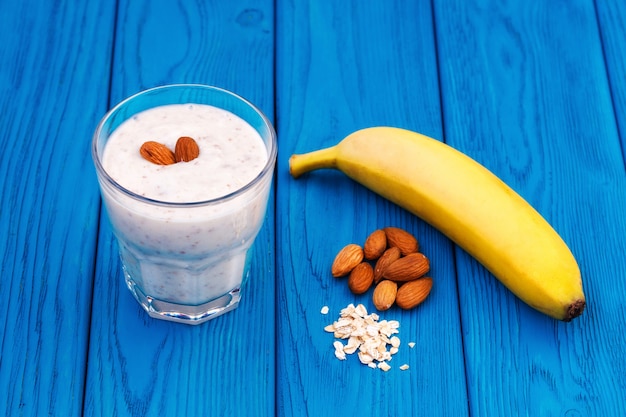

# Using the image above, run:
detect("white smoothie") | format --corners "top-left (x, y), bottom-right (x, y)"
top-left (99, 103), bottom-right (272, 306)
top-left (102, 104), bottom-right (267, 203)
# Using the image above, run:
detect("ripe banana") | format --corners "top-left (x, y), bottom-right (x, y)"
top-left (289, 127), bottom-right (585, 321)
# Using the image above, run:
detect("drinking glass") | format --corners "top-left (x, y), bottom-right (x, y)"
top-left (92, 84), bottom-right (276, 324)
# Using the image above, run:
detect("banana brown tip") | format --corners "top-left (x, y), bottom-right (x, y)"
top-left (564, 299), bottom-right (586, 321)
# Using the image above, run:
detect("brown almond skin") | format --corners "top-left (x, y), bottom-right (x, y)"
top-left (331, 244), bottom-right (364, 277)
top-left (140, 141), bottom-right (176, 165)
top-left (348, 262), bottom-right (374, 294)
top-left (383, 252), bottom-right (430, 282)
top-left (384, 227), bottom-right (418, 255)
top-left (175, 136), bottom-right (200, 162)
top-left (372, 280), bottom-right (398, 311)
top-left (396, 278), bottom-right (433, 309)
top-left (373, 247), bottom-right (402, 283)
top-left (363, 229), bottom-right (387, 260)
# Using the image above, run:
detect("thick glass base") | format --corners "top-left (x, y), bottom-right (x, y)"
top-left (124, 275), bottom-right (241, 325)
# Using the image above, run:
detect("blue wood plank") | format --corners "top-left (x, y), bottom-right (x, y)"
top-left (276, 1), bottom-right (468, 416)
top-left (434, 0), bottom-right (626, 414)
top-left (83, 1), bottom-right (276, 416)
top-left (0, 0), bottom-right (116, 415)
top-left (596, 0), bottom-right (626, 155)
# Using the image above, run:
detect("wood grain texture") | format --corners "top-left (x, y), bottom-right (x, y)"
top-left (595, 0), bottom-right (626, 157)
top-left (2, 0), bottom-right (626, 415)
top-left (108, 0), bottom-right (274, 113)
top-left (83, 1), bottom-right (276, 416)
top-left (276, 1), bottom-right (468, 416)
top-left (0, 0), bottom-right (115, 415)
top-left (434, 0), bottom-right (626, 415)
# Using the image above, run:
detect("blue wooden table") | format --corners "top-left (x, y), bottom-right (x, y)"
top-left (1, 0), bottom-right (625, 415)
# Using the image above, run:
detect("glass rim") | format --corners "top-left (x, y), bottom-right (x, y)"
top-left (91, 84), bottom-right (277, 208)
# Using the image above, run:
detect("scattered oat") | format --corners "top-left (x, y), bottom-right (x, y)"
top-left (408, 342), bottom-right (416, 348)
top-left (378, 361), bottom-right (392, 372)
top-left (320, 305), bottom-right (330, 315)
top-left (333, 340), bottom-right (346, 360)
top-left (399, 364), bottom-right (410, 371)
top-left (325, 303), bottom-right (403, 371)
top-left (390, 336), bottom-right (401, 348)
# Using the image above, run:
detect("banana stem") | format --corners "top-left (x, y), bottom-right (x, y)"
top-left (289, 146), bottom-right (339, 178)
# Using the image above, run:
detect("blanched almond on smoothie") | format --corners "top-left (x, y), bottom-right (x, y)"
top-left (175, 136), bottom-right (200, 162)
top-left (140, 141), bottom-right (176, 165)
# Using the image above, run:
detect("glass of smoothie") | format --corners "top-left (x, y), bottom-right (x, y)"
top-left (92, 84), bottom-right (276, 324)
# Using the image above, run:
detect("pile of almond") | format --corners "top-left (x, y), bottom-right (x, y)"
top-left (331, 227), bottom-right (433, 311)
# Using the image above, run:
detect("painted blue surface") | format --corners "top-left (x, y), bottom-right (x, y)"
top-left (0, 0), bottom-right (625, 415)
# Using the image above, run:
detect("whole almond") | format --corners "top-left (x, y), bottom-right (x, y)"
top-left (348, 262), bottom-right (374, 294)
top-left (372, 280), bottom-right (398, 311)
top-left (140, 141), bottom-right (176, 165)
top-left (331, 244), bottom-right (364, 277)
top-left (175, 136), bottom-right (200, 162)
top-left (395, 278), bottom-right (433, 309)
top-left (373, 246), bottom-right (401, 283)
top-left (384, 227), bottom-right (418, 255)
top-left (363, 229), bottom-right (387, 260)
top-left (383, 252), bottom-right (430, 282)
